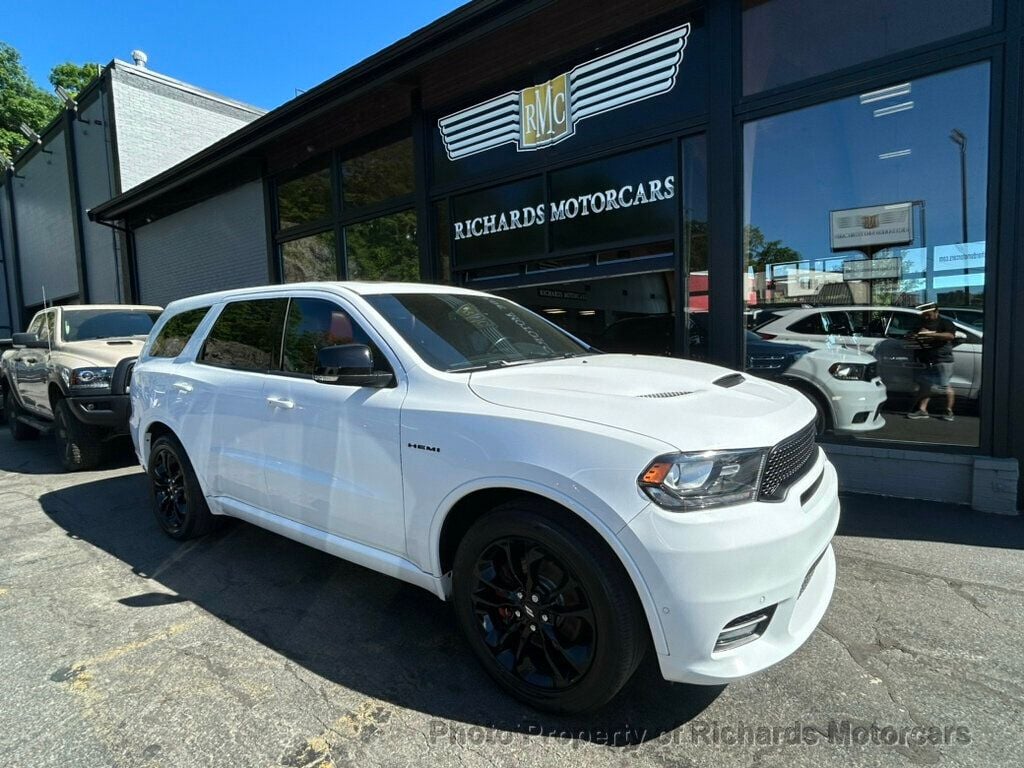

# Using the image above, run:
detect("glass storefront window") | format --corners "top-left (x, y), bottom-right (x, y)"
top-left (281, 231), bottom-right (338, 283)
top-left (277, 164), bottom-right (332, 230)
top-left (342, 138), bottom-right (414, 208)
top-left (743, 63), bottom-right (990, 446)
top-left (742, 0), bottom-right (992, 95)
top-left (345, 210), bottom-right (420, 281)
top-left (496, 268), bottom-right (678, 357)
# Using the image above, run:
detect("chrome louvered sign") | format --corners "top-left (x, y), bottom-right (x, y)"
top-left (438, 24), bottom-right (691, 160)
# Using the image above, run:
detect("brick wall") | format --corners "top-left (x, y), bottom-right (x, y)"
top-left (134, 181), bottom-right (268, 307)
top-left (111, 66), bottom-right (262, 191)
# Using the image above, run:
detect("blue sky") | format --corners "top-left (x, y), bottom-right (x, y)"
top-left (5, 0), bottom-right (467, 110)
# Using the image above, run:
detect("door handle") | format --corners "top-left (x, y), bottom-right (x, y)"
top-left (266, 396), bottom-right (295, 409)
top-left (172, 381), bottom-right (193, 393)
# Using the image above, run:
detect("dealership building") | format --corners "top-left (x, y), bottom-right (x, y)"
top-left (0, 55), bottom-right (263, 334)
top-left (74, 0), bottom-right (1024, 512)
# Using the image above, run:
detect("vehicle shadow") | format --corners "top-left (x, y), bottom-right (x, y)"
top-left (838, 492), bottom-right (1024, 549)
top-left (39, 472), bottom-right (722, 744)
top-left (0, 431), bottom-right (138, 475)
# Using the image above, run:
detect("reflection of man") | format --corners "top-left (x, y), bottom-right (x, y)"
top-left (906, 302), bottom-right (956, 422)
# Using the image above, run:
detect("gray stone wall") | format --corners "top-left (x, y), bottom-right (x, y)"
top-left (12, 135), bottom-right (78, 307)
top-left (134, 181), bottom-right (269, 307)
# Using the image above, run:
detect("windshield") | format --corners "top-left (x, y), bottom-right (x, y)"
top-left (364, 293), bottom-right (591, 372)
top-left (63, 309), bottom-right (162, 342)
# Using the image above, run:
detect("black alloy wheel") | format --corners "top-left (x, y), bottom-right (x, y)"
top-left (147, 434), bottom-right (214, 540)
top-left (453, 500), bottom-right (646, 713)
top-left (470, 536), bottom-right (598, 690)
top-left (151, 443), bottom-right (188, 534)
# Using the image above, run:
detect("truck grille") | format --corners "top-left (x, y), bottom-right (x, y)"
top-left (758, 421), bottom-right (817, 501)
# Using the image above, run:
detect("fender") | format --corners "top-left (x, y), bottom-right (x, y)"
top-left (428, 475), bottom-right (670, 655)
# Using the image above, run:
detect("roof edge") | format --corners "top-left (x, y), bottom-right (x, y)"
top-left (89, 0), bottom-right (540, 223)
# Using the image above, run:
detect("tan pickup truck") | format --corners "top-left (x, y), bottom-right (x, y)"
top-left (1, 304), bottom-right (162, 470)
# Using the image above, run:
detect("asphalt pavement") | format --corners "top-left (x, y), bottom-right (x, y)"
top-left (1, 430), bottom-right (1022, 768)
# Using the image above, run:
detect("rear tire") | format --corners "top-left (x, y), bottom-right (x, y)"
top-left (6, 389), bottom-right (40, 441)
top-left (54, 399), bottom-right (105, 471)
top-left (148, 434), bottom-right (214, 540)
top-left (452, 499), bottom-right (647, 713)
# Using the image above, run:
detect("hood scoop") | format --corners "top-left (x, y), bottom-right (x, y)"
top-left (713, 373), bottom-right (746, 388)
top-left (106, 340), bottom-right (134, 345)
top-left (636, 390), bottom-right (695, 399)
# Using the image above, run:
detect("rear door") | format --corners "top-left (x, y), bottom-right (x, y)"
top-left (182, 298), bottom-right (288, 508)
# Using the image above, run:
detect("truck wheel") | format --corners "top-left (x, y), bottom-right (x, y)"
top-left (452, 500), bottom-right (647, 713)
top-left (148, 434), bottom-right (214, 540)
top-left (54, 399), bottom-right (104, 471)
top-left (6, 389), bottom-right (40, 441)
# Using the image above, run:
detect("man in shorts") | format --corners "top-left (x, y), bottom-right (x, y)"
top-left (906, 302), bottom-right (957, 421)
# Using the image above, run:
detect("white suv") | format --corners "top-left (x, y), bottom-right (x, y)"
top-left (130, 282), bottom-right (839, 712)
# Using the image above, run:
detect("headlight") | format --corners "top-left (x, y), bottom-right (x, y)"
top-left (68, 367), bottom-right (114, 391)
top-left (828, 362), bottom-right (866, 381)
top-left (638, 448), bottom-right (768, 511)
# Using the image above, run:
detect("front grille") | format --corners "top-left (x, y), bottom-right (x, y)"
top-left (758, 420), bottom-right (817, 501)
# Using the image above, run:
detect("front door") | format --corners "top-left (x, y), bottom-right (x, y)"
top-left (19, 310), bottom-right (54, 415)
top-left (261, 296), bottom-right (408, 556)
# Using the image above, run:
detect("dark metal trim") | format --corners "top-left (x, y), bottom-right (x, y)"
top-left (705, 0), bottom-right (742, 370)
top-left (411, 90), bottom-right (436, 281)
top-left (262, 172), bottom-right (280, 284)
top-left (63, 108), bottom-right (91, 303)
top-left (3, 170), bottom-right (26, 328)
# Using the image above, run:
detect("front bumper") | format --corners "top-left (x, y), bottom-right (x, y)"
top-left (622, 449), bottom-right (839, 685)
top-left (831, 377), bottom-right (886, 433)
top-left (66, 394), bottom-right (131, 431)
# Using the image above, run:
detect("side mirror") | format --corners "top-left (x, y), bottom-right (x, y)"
top-left (12, 332), bottom-right (47, 349)
top-left (954, 330), bottom-right (967, 341)
top-left (313, 343), bottom-right (393, 388)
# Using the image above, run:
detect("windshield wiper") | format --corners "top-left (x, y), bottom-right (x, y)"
top-left (448, 359), bottom-right (542, 373)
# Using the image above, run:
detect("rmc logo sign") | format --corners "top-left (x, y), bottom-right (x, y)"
top-left (438, 24), bottom-right (690, 160)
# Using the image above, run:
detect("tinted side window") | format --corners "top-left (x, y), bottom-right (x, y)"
top-left (822, 311), bottom-right (853, 335)
top-left (281, 298), bottom-right (391, 377)
top-left (789, 313), bottom-right (826, 334)
top-left (886, 312), bottom-right (920, 339)
top-left (150, 308), bottom-right (210, 358)
top-left (199, 299), bottom-right (288, 371)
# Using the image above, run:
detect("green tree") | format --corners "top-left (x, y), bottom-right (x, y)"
top-left (744, 224), bottom-right (801, 270)
top-left (1, 43), bottom-right (101, 160)
top-left (49, 61), bottom-right (101, 95)
top-left (0, 42), bottom-right (58, 159)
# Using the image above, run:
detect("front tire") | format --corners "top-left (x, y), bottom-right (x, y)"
top-left (6, 388), bottom-right (40, 441)
top-left (54, 399), bottom-right (105, 471)
top-left (148, 434), bottom-right (214, 540)
top-left (452, 500), bottom-right (647, 713)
